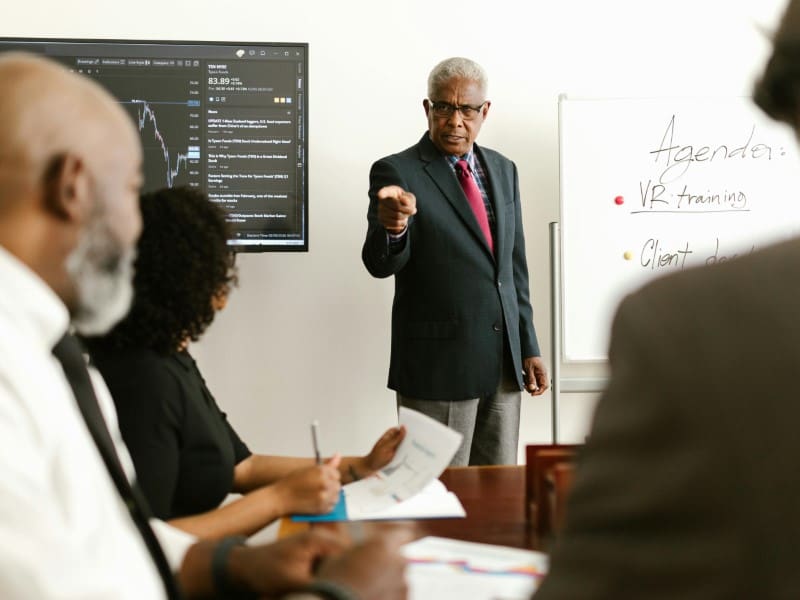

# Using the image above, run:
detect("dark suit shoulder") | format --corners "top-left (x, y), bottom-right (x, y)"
top-left (373, 133), bottom-right (515, 171)
top-left (474, 142), bottom-right (513, 165)
top-left (608, 234), bottom-right (800, 431)
top-left (372, 132), bottom-right (433, 167)
top-left (624, 236), bottom-right (800, 320)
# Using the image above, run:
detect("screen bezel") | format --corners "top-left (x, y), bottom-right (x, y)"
top-left (0, 36), bottom-right (310, 253)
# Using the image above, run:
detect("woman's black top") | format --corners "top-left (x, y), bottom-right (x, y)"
top-left (90, 347), bottom-right (251, 520)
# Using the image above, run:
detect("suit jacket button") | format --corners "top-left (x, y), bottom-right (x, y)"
top-left (493, 323), bottom-right (501, 332)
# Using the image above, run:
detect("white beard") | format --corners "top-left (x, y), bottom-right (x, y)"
top-left (67, 211), bottom-right (136, 336)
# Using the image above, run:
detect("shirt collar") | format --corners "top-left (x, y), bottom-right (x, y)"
top-left (446, 149), bottom-right (477, 170)
top-left (0, 244), bottom-right (70, 350)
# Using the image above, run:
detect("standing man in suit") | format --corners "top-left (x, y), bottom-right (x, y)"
top-left (534, 3), bottom-right (800, 597)
top-left (362, 57), bottom-right (548, 465)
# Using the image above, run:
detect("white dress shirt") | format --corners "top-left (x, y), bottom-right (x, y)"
top-left (0, 246), bottom-right (194, 598)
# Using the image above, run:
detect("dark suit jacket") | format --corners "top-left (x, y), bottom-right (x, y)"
top-left (535, 238), bottom-right (800, 599)
top-left (362, 132), bottom-right (540, 400)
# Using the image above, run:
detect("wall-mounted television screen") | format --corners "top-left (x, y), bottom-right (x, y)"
top-left (0, 37), bottom-right (308, 252)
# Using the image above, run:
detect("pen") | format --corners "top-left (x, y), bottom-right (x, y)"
top-left (311, 419), bottom-right (322, 465)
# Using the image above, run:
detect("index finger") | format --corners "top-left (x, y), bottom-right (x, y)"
top-left (376, 185), bottom-right (407, 201)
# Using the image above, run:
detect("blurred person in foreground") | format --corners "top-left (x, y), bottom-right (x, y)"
top-left (0, 51), bottom-right (407, 600)
top-left (534, 3), bottom-right (800, 598)
top-left (84, 186), bottom-right (405, 540)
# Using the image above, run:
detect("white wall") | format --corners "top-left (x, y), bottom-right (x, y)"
top-left (3, 0), bottom-right (788, 459)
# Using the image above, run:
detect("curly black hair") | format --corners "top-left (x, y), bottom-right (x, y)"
top-left (84, 186), bottom-right (237, 355)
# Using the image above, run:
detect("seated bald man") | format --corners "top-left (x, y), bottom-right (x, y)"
top-left (0, 52), bottom-right (407, 600)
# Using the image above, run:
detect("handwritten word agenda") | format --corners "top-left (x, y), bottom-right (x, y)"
top-left (650, 115), bottom-right (784, 184)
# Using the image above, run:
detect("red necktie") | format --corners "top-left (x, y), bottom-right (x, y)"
top-left (455, 159), bottom-right (494, 254)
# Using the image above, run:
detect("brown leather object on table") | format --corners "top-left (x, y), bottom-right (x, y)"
top-left (546, 461), bottom-right (576, 534)
top-left (524, 445), bottom-right (580, 539)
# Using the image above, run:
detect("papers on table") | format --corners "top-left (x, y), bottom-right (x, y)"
top-left (344, 406), bottom-right (463, 512)
top-left (350, 479), bottom-right (464, 520)
top-left (292, 407), bottom-right (464, 522)
top-left (403, 536), bottom-right (549, 600)
top-left (292, 478), bottom-right (465, 522)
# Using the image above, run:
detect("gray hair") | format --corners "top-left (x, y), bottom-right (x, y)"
top-left (427, 57), bottom-right (488, 97)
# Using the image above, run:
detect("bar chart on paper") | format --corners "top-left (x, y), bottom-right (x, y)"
top-left (403, 536), bottom-right (548, 600)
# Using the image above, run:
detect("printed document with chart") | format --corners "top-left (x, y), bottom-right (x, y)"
top-left (292, 407), bottom-right (465, 521)
top-left (403, 536), bottom-right (548, 600)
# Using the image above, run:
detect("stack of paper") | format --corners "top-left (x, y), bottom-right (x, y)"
top-left (348, 479), bottom-right (464, 520)
top-left (402, 536), bottom-right (548, 600)
top-left (292, 407), bottom-right (464, 522)
top-left (291, 478), bottom-right (465, 522)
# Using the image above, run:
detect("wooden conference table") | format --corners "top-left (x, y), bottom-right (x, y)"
top-left (282, 465), bottom-right (539, 551)
top-left (420, 465), bottom-right (534, 550)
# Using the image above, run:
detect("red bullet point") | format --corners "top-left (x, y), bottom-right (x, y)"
top-left (614, 196), bottom-right (624, 205)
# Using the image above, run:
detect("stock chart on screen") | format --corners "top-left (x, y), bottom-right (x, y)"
top-left (0, 38), bottom-right (308, 251)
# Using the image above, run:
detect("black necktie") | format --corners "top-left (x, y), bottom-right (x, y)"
top-left (52, 333), bottom-right (182, 599)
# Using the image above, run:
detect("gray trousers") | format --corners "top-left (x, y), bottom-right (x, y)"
top-left (396, 361), bottom-right (521, 466)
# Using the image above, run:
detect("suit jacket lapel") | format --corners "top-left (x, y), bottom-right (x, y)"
top-left (418, 133), bottom-right (495, 260)
top-left (476, 144), bottom-right (505, 261)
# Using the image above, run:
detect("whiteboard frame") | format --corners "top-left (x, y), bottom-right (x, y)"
top-left (549, 221), bottom-right (608, 443)
top-left (556, 94), bottom-right (610, 365)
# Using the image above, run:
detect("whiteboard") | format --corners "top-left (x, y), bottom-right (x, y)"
top-left (559, 96), bottom-right (800, 361)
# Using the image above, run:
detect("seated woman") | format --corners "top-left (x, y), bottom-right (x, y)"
top-left (84, 186), bottom-right (405, 540)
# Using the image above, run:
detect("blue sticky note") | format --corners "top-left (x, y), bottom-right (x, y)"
top-left (290, 489), bottom-right (348, 522)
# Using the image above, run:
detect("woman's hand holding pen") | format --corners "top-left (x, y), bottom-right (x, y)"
top-left (271, 422), bottom-right (406, 512)
top-left (272, 454), bottom-right (342, 515)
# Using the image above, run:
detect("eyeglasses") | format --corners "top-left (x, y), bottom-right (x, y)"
top-left (427, 99), bottom-right (487, 120)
